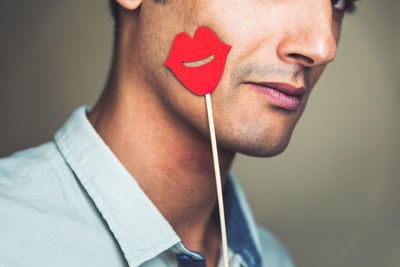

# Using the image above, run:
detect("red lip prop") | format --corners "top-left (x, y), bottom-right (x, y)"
top-left (164, 27), bottom-right (231, 95)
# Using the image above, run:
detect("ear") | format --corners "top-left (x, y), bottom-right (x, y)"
top-left (115, 0), bottom-right (143, 10)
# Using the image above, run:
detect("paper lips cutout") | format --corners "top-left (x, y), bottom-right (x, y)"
top-left (164, 27), bottom-right (231, 96)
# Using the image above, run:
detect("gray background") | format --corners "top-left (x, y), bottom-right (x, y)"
top-left (0, 1), bottom-right (399, 266)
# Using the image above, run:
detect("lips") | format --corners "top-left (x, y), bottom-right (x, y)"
top-left (248, 82), bottom-right (305, 111)
top-left (164, 27), bottom-right (231, 96)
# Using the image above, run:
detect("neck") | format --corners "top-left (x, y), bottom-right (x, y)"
top-left (87, 61), bottom-right (235, 259)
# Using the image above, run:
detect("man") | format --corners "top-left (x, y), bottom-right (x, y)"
top-left (0, 0), bottom-right (358, 266)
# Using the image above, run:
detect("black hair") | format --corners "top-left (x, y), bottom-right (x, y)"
top-left (109, 0), bottom-right (120, 25)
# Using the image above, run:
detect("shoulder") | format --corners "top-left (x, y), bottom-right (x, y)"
top-left (0, 142), bottom-right (122, 266)
top-left (256, 225), bottom-right (296, 267)
top-left (0, 141), bottom-right (68, 188)
top-left (0, 141), bottom-right (76, 207)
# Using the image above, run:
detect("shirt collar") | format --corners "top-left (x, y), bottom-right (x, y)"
top-left (54, 106), bottom-right (262, 267)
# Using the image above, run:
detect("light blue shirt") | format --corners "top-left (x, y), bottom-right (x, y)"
top-left (0, 106), bottom-right (295, 267)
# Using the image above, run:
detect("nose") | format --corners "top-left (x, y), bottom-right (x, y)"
top-left (277, 1), bottom-right (338, 67)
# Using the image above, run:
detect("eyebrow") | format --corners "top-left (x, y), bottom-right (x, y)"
top-left (344, 0), bottom-right (360, 15)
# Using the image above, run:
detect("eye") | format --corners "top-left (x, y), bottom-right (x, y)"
top-left (331, 0), bottom-right (346, 12)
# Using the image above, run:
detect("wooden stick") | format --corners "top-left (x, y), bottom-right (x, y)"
top-left (205, 93), bottom-right (229, 267)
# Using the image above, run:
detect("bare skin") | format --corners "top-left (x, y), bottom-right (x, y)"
top-left (88, 0), bottom-right (348, 265)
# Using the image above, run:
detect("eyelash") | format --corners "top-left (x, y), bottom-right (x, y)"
top-left (332, 0), bottom-right (359, 15)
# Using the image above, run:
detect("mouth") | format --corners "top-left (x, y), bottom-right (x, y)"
top-left (164, 27), bottom-right (231, 96)
top-left (246, 82), bottom-right (305, 111)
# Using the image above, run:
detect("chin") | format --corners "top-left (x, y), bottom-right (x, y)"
top-left (215, 112), bottom-right (298, 157)
top-left (238, 140), bottom-right (290, 157)
top-left (219, 132), bottom-right (292, 158)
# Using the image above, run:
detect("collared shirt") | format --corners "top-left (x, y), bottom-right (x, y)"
top-left (0, 106), bottom-right (295, 267)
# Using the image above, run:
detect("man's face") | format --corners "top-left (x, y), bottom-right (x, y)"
top-left (130, 0), bottom-right (344, 156)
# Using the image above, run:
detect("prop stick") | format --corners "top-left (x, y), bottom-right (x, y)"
top-left (164, 27), bottom-right (232, 267)
top-left (205, 93), bottom-right (229, 267)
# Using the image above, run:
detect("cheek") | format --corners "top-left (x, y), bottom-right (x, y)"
top-left (134, 6), bottom-right (213, 132)
top-left (309, 65), bottom-right (327, 88)
top-left (332, 11), bottom-right (344, 37)
top-left (197, 1), bottom-right (273, 46)
top-left (137, 1), bottom-right (211, 89)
